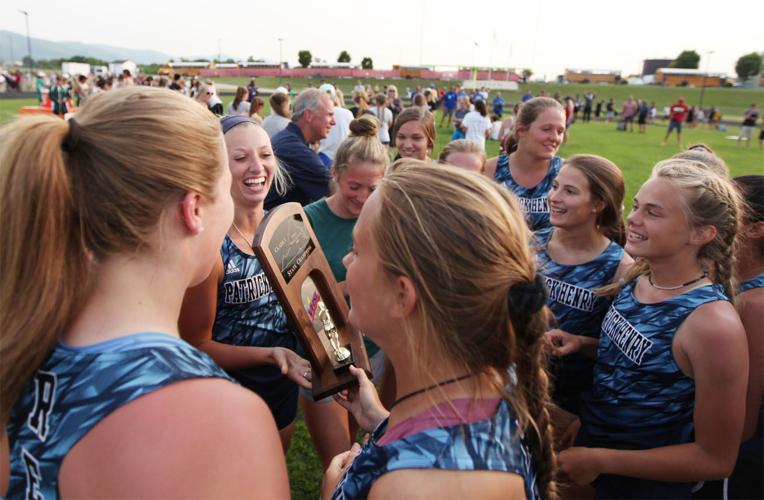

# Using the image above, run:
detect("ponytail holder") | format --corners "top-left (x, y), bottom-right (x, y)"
top-left (508, 274), bottom-right (547, 316)
top-left (62, 118), bottom-right (80, 153)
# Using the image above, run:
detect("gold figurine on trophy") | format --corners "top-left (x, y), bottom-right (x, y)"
top-left (317, 302), bottom-right (351, 362)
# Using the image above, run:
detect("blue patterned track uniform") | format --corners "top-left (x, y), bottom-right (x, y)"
top-left (214, 235), bottom-right (299, 429)
top-left (332, 399), bottom-right (539, 500)
top-left (579, 281), bottom-right (728, 499)
top-left (494, 155), bottom-right (562, 231)
top-left (6, 333), bottom-right (231, 500)
top-left (534, 227), bottom-right (624, 414)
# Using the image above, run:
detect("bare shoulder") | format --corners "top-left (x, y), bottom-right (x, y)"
top-left (612, 252), bottom-right (635, 283)
top-left (675, 299), bottom-right (747, 377)
top-left (485, 156), bottom-right (499, 179)
top-left (369, 469), bottom-right (526, 500)
top-left (679, 299), bottom-right (745, 346)
top-left (60, 378), bottom-right (288, 498)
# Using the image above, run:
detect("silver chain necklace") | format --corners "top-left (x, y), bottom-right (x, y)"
top-left (231, 223), bottom-right (255, 251)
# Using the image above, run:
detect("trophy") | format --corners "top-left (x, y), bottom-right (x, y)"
top-left (254, 203), bottom-right (371, 400)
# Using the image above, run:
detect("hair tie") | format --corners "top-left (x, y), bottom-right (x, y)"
top-left (508, 274), bottom-right (547, 316)
top-left (62, 118), bottom-right (80, 153)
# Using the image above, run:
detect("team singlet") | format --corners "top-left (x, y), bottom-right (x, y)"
top-left (534, 227), bottom-right (624, 412)
top-left (580, 281), bottom-right (728, 498)
top-left (332, 399), bottom-right (539, 500)
top-left (6, 333), bottom-right (231, 499)
top-left (214, 235), bottom-right (296, 351)
top-left (494, 154), bottom-right (563, 231)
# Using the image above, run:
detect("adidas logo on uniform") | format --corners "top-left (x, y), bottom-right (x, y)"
top-left (226, 260), bottom-right (240, 275)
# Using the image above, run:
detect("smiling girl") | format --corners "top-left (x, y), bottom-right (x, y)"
top-left (179, 116), bottom-right (311, 452)
top-left (392, 106), bottom-right (436, 162)
top-left (559, 160), bottom-right (748, 499)
top-left (487, 97), bottom-right (566, 231)
top-left (537, 155), bottom-right (633, 415)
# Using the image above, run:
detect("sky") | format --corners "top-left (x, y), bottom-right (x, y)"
top-left (2, 0), bottom-right (763, 79)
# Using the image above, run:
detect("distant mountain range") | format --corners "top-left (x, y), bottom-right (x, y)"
top-left (0, 30), bottom-right (175, 64)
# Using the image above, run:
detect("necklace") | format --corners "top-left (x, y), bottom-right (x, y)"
top-left (231, 223), bottom-right (255, 251)
top-left (390, 373), bottom-right (473, 409)
top-left (648, 271), bottom-right (707, 291)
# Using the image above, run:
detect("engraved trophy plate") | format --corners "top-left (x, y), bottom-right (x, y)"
top-left (254, 203), bottom-right (370, 400)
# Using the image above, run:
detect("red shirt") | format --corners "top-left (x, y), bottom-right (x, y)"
top-left (670, 102), bottom-right (689, 123)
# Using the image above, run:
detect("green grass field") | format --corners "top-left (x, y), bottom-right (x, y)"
top-left (0, 93), bottom-right (762, 499)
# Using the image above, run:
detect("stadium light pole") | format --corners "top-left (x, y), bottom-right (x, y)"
top-left (699, 50), bottom-right (714, 110)
top-left (18, 10), bottom-right (33, 76)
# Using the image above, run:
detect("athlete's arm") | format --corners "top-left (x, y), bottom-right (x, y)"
top-left (738, 288), bottom-right (764, 440)
top-left (485, 157), bottom-right (499, 179)
top-left (545, 328), bottom-right (598, 358)
top-left (559, 301), bottom-right (748, 484)
top-left (368, 469), bottom-right (527, 499)
top-left (179, 259), bottom-right (310, 388)
top-left (59, 379), bottom-right (290, 498)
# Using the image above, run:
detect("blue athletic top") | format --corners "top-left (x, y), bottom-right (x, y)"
top-left (331, 399), bottom-right (538, 500)
top-left (214, 235), bottom-right (297, 386)
top-left (581, 281), bottom-right (728, 450)
top-left (738, 273), bottom-right (764, 464)
top-left (534, 227), bottom-right (624, 412)
top-left (494, 155), bottom-right (563, 231)
top-left (6, 333), bottom-right (231, 500)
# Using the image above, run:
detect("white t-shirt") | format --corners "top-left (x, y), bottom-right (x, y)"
top-left (369, 106), bottom-right (393, 143)
top-left (462, 111), bottom-right (492, 150)
top-left (262, 114), bottom-right (291, 138)
top-left (319, 107), bottom-right (354, 161)
top-left (226, 100), bottom-right (251, 116)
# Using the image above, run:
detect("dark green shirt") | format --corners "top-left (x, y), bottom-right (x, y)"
top-left (304, 198), bottom-right (379, 357)
top-left (304, 198), bottom-right (356, 282)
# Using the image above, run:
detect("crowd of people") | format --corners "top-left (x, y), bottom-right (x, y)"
top-left (0, 76), bottom-right (761, 500)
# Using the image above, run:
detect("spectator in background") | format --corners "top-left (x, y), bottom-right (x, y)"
top-left (318, 83), bottom-right (353, 167)
top-left (621, 96), bottom-right (638, 132)
top-left (595, 99), bottom-right (603, 120)
top-left (462, 99), bottom-right (492, 150)
top-left (386, 85), bottom-right (403, 123)
top-left (349, 90), bottom-right (370, 118)
top-left (369, 94), bottom-right (393, 147)
top-left (662, 96), bottom-right (689, 146)
top-left (582, 92), bottom-right (595, 123)
top-left (412, 93), bottom-right (428, 110)
top-left (34, 71), bottom-right (47, 104)
top-left (637, 99), bottom-right (650, 134)
top-left (169, 73), bottom-right (183, 91)
top-left (266, 88), bottom-right (335, 209)
top-left (262, 93), bottom-right (292, 138)
top-left (248, 96), bottom-right (265, 124)
top-left (247, 77), bottom-right (258, 102)
top-left (207, 83), bottom-right (224, 116)
top-left (605, 98), bottom-right (615, 122)
top-left (737, 103), bottom-right (759, 148)
top-left (439, 85), bottom-right (458, 128)
top-left (194, 84), bottom-right (214, 113)
top-left (492, 91), bottom-right (505, 119)
top-left (50, 74), bottom-right (71, 116)
top-left (451, 96), bottom-right (470, 140)
top-left (227, 86), bottom-right (251, 116)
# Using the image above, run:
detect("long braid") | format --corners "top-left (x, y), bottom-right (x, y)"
top-left (510, 308), bottom-right (557, 499)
